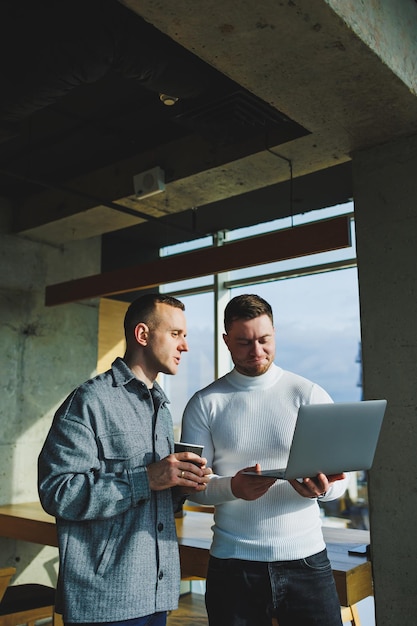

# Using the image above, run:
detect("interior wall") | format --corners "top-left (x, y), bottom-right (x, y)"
top-left (353, 132), bottom-right (417, 626)
top-left (97, 298), bottom-right (128, 373)
top-left (0, 199), bottom-right (101, 586)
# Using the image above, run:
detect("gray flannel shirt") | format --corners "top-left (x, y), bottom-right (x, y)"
top-left (38, 357), bottom-right (183, 623)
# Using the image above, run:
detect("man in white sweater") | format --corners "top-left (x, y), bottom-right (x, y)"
top-left (181, 294), bottom-right (349, 626)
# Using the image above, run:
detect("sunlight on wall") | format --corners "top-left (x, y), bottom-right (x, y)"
top-left (97, 298), bottom-right (128, 374)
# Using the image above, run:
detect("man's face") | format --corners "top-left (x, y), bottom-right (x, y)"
top-left (145, 303), bottom-right (188, 376)
top-left (223, 314), bottom-right (275, 377)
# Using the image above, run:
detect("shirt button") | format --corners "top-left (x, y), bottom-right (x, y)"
top-left (158, 522), bottom-right (164, 532)
top-left (158, 571), bottom-right (164, 580)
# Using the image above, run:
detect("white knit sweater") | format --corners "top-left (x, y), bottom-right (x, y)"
top-left (181, 363), bottom-right (350, 561)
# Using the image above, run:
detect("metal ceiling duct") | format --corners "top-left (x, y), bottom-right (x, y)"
top-left (0, 0), bottom-right (217, 140)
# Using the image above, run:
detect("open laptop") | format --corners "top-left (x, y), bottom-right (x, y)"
top-left (244, 399), bottom-right (387, 479)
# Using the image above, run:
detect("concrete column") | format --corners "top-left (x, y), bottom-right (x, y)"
top-left (0, 199), bottom-right (101, 586)
top-left (353, 133), bottom-right (417, 626)
top-left (326, 0), bottom-right (417, 95)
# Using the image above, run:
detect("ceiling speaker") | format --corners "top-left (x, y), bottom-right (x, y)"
top-left (133, 166), bottom-right (165, 199)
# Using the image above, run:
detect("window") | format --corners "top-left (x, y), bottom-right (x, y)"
top-left (160, 201), bottom-right (368, 529)
top-left (159, 291), bottom-right (215, 439)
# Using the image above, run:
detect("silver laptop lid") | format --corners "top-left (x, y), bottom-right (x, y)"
top-left (283, 399), bottom-right (387, 479)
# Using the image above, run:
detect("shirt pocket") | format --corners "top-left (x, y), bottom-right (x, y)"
top-left (98, 431), bottom-right (151, 472)
top-left (94, 516), bottom-right (123, 577)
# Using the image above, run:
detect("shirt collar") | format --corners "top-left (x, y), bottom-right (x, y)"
top-left (110, 357), bottom-right (170, 403)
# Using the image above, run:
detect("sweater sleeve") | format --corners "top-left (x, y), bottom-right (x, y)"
top-left (181, 392), bottom-right (239, 505)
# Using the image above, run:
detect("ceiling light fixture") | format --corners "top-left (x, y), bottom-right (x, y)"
top-left (159, 93), bottom-right (179, 106)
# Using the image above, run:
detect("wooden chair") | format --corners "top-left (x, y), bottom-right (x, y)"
top-left (0, 567), bottom-right (56, 626)
top-left (340, 603), bottom-right (363, 625)
top-left (0, 570), bottom-right (14, 607)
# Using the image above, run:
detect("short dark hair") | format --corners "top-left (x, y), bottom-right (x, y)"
top-left (224, 294), bottom-right (273, 333)
top-left (124, 293), bottom-right (185, 341)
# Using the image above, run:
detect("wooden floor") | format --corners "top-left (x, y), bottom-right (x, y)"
top-left (167, 592), bottom-right (208, 626)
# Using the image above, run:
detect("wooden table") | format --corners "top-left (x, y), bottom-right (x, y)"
top-left (0, 501), bottom-right (58, 547)
top-left (0, 503), bottom-right (372, 623)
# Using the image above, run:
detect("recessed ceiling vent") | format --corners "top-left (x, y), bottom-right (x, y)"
top-left (174, 90), bottom-right (309, 145)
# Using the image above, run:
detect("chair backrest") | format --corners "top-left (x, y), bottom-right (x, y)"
top-left (0, 568), bottom-right (16, 603)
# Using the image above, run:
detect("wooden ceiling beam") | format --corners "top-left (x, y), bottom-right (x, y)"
top-left (45, 215), bottom-right (351, 306)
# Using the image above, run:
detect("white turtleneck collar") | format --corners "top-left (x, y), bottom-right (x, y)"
top-left (227, 362), bottom-right (284, 390)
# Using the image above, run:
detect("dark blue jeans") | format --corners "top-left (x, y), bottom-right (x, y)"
top-left (206, 550), bottom-right (343, 626)
top-left (65, 612), bottom-right (167, 626)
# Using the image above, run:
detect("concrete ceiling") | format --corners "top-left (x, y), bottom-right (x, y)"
top-left (1, 0), bottom-right (416, 257)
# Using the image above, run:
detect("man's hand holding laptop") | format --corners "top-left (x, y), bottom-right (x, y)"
top-left (231, 463), bottom-right (345, 501)
top-left (289, 472), bottom-right (346, 499)
top-left (232, 464), bottom-right (346, 501)
top-left (231, 463), bottom-right (277, 500)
